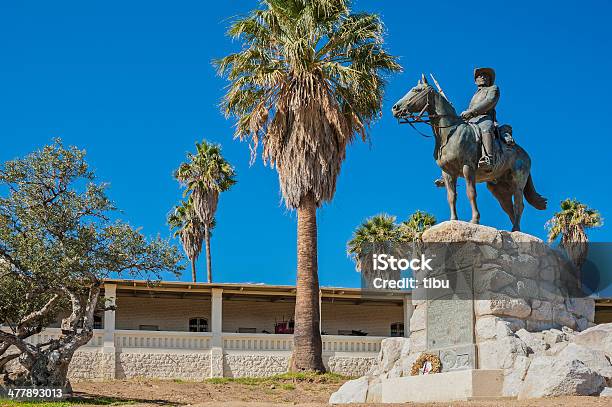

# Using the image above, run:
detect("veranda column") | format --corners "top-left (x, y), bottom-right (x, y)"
top-left (403, 294), bottom-right (413, 338)
top-left (319, 289), bottom-right (322, 334)
top-left (210, 288), bottom-right (224, 377)
top-left (102, 283), bottom-right (117, 379)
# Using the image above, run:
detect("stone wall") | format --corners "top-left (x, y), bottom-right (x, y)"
top-left (66, 349), bottom-right (377, 381)
top-left (116, 351), bottom-right (212, 380)
top-left (327, 356), bottom-right (376, 377)
top-left (223, 354), bottom-right (289, 378)
top-left (68, 350), bottom-right (115, 381)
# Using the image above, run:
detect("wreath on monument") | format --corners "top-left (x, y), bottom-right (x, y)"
top-left (410, 353), bottom-right (442, 376)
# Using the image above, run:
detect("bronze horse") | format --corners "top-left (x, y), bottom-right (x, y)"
top-left (392, 75), bottom-right (547, 231)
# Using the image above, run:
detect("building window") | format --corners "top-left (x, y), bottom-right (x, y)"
top-left (93, 315), bottom-right (103, 329)
top-left (189, 318), bottom-right (208, 332)
top-left (390, 322), bottom-right (404, 337)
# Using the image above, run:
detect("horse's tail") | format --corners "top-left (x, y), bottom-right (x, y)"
top-left (524, 174), bottom-right (547, 210)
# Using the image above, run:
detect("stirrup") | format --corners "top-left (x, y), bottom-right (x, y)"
top-left (478, 155), bottom-right (494, 170)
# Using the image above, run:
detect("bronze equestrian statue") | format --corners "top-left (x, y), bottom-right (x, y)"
top-left (462, 67), bottom-right (499, 170)
top-left (392, 70), bottom-right (547, 232)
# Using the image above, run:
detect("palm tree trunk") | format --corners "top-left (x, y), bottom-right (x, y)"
top-left (205, 225), bottom-right (212, 283)
top-left (191, 258), bottom-right (197, 282)
top-left (290, 192), bottom-right (325, 372)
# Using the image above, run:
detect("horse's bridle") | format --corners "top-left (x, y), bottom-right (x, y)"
top-left (397, 87), bottom-right (456, 138)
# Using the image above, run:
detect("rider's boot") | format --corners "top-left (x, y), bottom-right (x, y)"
top-left (478, 132), bottom-right (496, 170)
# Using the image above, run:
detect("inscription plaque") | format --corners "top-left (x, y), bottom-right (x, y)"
top-left (425, 264), bottom-right (476, 371)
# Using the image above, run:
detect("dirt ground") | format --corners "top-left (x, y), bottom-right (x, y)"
top-left (72, 379), bottom-right (611, 407)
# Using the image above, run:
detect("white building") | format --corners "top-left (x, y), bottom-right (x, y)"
top-left (28, 279), bottom-right (412, 380)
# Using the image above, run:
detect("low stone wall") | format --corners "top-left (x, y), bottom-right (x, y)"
top-left (327, 356), bottom-right (376, 377)
top-left (223, 353), bottom-right (288, 378)
top-left (66, 350), bottom-right (377, 381)
top-left (68, 349), bottom-right (115, 381)
top-left (116, 351), bottom-right (212, 380)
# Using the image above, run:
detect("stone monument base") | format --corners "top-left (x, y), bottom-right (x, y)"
top-left (381, 369), bottom-right (504, 403)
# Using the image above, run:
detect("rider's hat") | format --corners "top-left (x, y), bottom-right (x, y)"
top-left (474, 67), bottom-right (495, 84)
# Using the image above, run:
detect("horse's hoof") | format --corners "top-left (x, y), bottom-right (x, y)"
top-left (470, 219), bottom-right (480, 224)
top-left (512, 227), bottom-right (520, 232)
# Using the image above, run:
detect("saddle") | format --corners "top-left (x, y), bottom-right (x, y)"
top-left (467, 123), bottom-right (515, 174)
top-left (468, 123), bottom-right (515, 153)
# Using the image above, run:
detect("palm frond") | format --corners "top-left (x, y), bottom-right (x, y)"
top-left (215, 0), bottom-right (401, 209)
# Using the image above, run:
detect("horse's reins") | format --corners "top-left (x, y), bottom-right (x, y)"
top-left (398, 88), bottom-right (457, 139)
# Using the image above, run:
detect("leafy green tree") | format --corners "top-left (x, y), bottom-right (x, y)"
top-left (175, 141), bottom-right (236, 283)
top-left (216, 0), bottom-right (400, 372)
top-left (0, 140), bottom-right (182, 388)
top-left (168, 198), bottom-right (206, 283)
top-left (546, 198), bottom-right (602, 269)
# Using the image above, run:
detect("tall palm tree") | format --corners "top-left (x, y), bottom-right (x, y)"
top-left (215, 0), bottom-right (400, 371)
top-left (546, 198), bottom-right (602, 269)
top-left (175, 141), bottom-right (236, 283)
top-left (168, 198), bottom-right (206, 282)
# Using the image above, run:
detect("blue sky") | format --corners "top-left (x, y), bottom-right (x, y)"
top-left (1, 1), bottom-right (611, 288)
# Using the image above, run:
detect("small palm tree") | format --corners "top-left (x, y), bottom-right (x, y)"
top-left (347, 214), bottom-right (402, 271)
top-left (546, 198), bottom-right (602, 269)
top-left (399, 210), bottom-right (437, 241)
top-left (168, 198), bottom-right (206, 282)
top-left (175, 141), bottom-right (236, 283)
top-left (216, 0), bottom-right (400, 371)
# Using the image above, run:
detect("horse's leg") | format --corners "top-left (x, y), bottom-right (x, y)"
top-left (512, 187), bottom-right (525, 232)
top-left (487, 181), bottom-right (515, 226)
top-left (463, 165), bottom-right (480, 224)
top-left (443, 171), bottom-right (458, 221)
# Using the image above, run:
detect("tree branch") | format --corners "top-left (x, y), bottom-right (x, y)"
top-left (18, 293), bottom-right (60, 328)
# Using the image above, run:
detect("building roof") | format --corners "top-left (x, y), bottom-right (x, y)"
top-left (104, 279), bottom-right (407, 304)
top-left (104, 279), bottom-right (612, 306)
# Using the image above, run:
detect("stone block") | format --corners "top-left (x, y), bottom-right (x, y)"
top-left (503, 355), bottom-right (531, 397)
top-left (410, 305), bottom-right (426, 332)
top-left (381, 369), bottom-right (504, 402)
top-left (474, 267), bottom-right (517, 293)
top-left (410, 330), bottom-right (426, 352)
top-left (553, 304), bottom-right (578, 330)
top-left (475, 294), bottom-right (531, 318)
top-left (557, 343), bottom-right (612, 382)
top-left (421, 221), bottom-right (502, 248)
top-left (530, 299), bottom-right (553, 321)
top-left (516, 329), bottom-right (549, 354)
top-left (510, 254), bottom-right (539, 279)
top-left (515, 278), bottom-right (538, 299)
top-left (518, 356), bottom-right (606, 399)
top-left (329, 376), bottom-right (369, 404)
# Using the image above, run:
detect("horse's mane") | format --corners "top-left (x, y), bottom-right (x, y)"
top-left (431, 88), bottom-right (458, 117)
